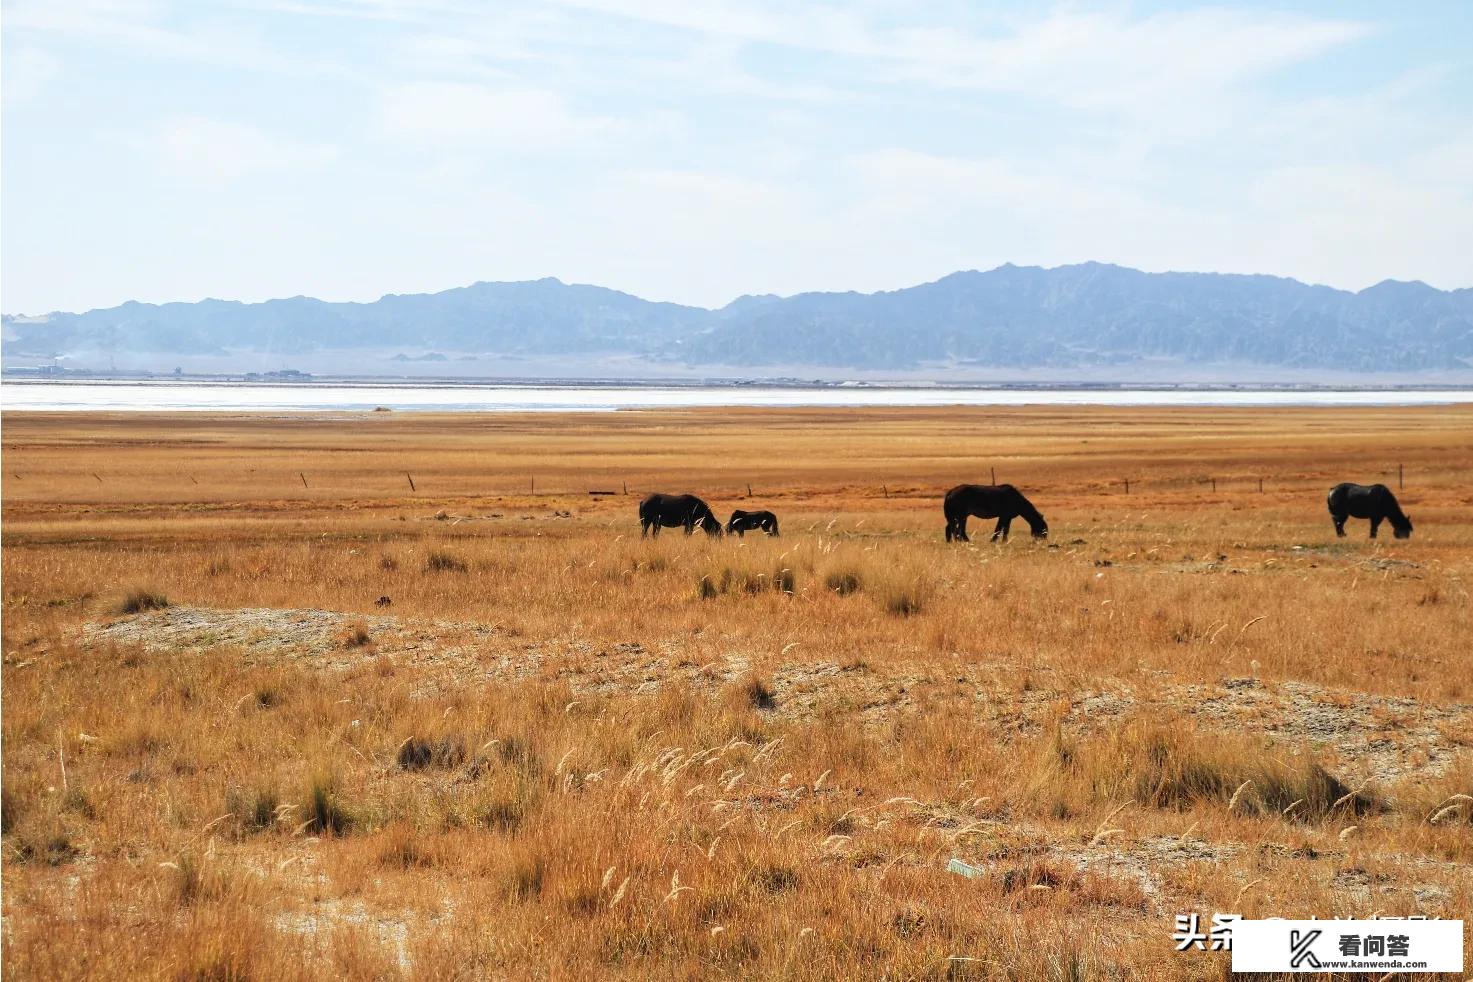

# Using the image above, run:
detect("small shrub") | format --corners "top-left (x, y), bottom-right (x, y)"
top-left (696, 563), bottom-right (797, 598)
top-left (61, 786), bottom-right (95, 819)
top-left (1030, 718), bottom-right (1376, 821)
top-left (115, 589), bottom-right (169, 615)
top-left (378, 555), bottom-right (399, 571)
top-left (425, 551), bottom-right (467, 573)
top-left (375, 823), bottom-right (438, 869)
top-left (397, 736), bottom-right (467, 772)
top-left (13, 826), bottom-right (78, 866)
top-left (0, 787), bottom-right (19, 833)
top-left (338, 620), bottom-right (372, 648)
top-left (225, 787), bottom-right (280, 835)
top-left (733, 674), bottom-right (777, 711)
top-left (881, 584), bottom-right (924, 617)
top-left (753, 863), bottom-right (799, 893)
top-left (302, 774), bottom-right (353, 836)
top-left (871, 566), bottom-right (930, 617)
top-left (171, 852), bottom-right (204, 906)
top-left (502, 854), bottom-right (546, 901)
top-left (824, 568), bottom-right (863, 596)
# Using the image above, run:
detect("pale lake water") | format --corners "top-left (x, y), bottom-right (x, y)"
top-left (2, 380), bottom-right (1470, 413)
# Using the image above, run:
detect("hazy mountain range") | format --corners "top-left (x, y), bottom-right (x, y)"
top-left (5, 263), bottom-right (1472, 379)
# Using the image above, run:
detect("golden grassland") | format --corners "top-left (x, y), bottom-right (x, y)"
top-left (2, 405), bottom-right (1472, 979)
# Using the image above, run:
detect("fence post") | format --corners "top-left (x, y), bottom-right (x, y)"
top-left (406, 472), bottom-right (416, 492)
top-left (1258, 477), bottom-right (1263, 494)
top-left (300, 472), bottom-right (309, 489)
top-left (991, 466), bottom-right (996, 485)
top-left (1211, 478), bottom-right (1216, 493)
top-left (1399, 463), bottom-right (1404, 490)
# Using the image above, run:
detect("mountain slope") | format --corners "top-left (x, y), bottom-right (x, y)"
top-left (692, 263), bottom-right (1473, 371)
top-left (6, 263), bottom-right (1471, 374)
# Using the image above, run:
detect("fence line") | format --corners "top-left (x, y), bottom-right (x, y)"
top-left (55, 463), bottom-right (1421, 502)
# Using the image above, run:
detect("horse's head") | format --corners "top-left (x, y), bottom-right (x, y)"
top-left (1394, 515), bottom-right (1413, 539)
top-left (702, 514), bottom-right (724, 537)
top-left (1031, 522), bottom-right (1048, 539)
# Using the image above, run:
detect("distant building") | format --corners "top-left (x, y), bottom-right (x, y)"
top-left (244, 369), bottom-right (313, 381)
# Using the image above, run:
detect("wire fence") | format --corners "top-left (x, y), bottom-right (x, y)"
top-left (30, 463), bottom-right (1424, 502)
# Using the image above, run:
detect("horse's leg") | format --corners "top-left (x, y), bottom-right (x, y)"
top-left (640, 518), bottom-right (649, 538)
top-left (990, 518), bottom-right (1005, 542)
top-left (1369, 515), bottom-right (1381, 539)
top-left (958, 516), bottom-right (970, 542)
top-left (1332, 514), bottom-right (1346, 537)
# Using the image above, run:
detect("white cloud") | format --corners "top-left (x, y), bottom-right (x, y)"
top-left (2, 48), bottom-right (61, 105)
top-left (153, 116), bottom-right (338, 183)
top-left (376, 81), bottom-right (617, 149)
top-left (882, 8), bottom-right (1370, 107)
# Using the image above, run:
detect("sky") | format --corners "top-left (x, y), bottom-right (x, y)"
top-left (3, 1), bottom-right (1471, 315)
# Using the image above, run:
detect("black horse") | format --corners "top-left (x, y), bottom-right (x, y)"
top-left (639, 493), bottom-right (723, 537)
top-left (726, 509), bottom-right (779, 537)
top-left (944, 484), bottom-right (1048, 542)
top-left (1328, 483), bottom-right (1412, 539)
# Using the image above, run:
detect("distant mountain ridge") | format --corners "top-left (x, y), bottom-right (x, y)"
top-left (6, 263), bottom-right (1472, 375)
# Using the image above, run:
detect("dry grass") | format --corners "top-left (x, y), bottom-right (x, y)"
top-left (3, 405), bottom-right (1472, 978)
top-left (113, 588), bottom-right (169, 615)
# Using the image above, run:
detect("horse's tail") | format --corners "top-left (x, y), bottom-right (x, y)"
top-left (1327, 484), bottom-right (1348, 514)
top-left (769, 515), bottom-right (779, 536)
top-left (942, 488), bottom-right (965, 523)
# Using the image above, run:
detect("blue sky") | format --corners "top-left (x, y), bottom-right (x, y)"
top-left (3, 1), bottom-right (1470, 314)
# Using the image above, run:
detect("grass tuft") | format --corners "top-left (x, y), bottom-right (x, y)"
top-left (823, 566), bottom-right (863, 596)
top-left (301, 774), bottom-right (354, 837)
top-left (338, 620), bottom-right (372, 648)
top-left (425, 550), bottom-right (468, 573)
top-left (397, 736), bottom-right (467, 772)
top-left (115, 588), bottom-right (169, 615)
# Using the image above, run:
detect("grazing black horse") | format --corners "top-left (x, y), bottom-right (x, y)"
top-left (1328, 483), bottom-right (1412, 539)
top-left (944, 484), bottom-right (1048, 542)
top-left (726, 509), bottom-right (779, 537)
top-left (639, 493), bottom-right (723, 537)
